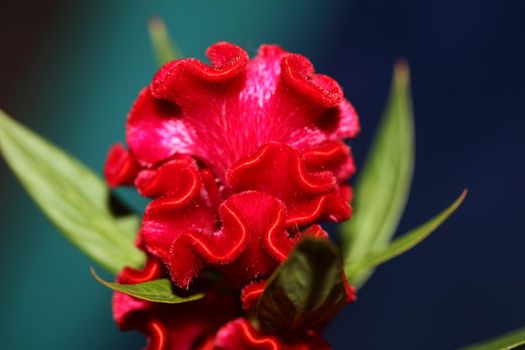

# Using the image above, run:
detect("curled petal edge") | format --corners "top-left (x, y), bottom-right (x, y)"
top-left (280, 54), bottom-right (343, 110)
top-left (228, 143), bottom-right (350, 226)
top-left (104, 143), bottom-right (141, 187)
top-left (135, 158), bottom-right (201, 199)
top-left (151, 42), bottom-right (249, 103)
top-left (168, 191), bottom-right (289, 289)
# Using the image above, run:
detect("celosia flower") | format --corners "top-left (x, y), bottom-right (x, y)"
top-left (106, 41), bottom-right (360, 350)
top-left (105, 42), bottom-right (359, 293)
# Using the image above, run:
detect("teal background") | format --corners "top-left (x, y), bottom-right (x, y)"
top-left (1, 1), bottom-right (525, 349)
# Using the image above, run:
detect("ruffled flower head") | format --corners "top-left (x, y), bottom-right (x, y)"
top-left (105, 42), bottom-right (359, 292)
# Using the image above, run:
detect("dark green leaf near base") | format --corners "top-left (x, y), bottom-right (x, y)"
top-left (256, 238), bottom-right (347, 337)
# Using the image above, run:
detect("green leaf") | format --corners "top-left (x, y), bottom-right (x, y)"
top-left (340, 61), bottom-right (415, 288)
top-left (148, 17), bottom-right (182, 66)
top-left (91, 268), bottom-right (204, 304)
top-left (462, 327), bottom-right (525, 350)
top-left (115, 215), bottom-right (141, 241)
top-left (346, 190), bottom-right (467, 281)
top-left (256, 238), bottom-right (347, 336)
top-left (0, 110), bottom-right (145, 274)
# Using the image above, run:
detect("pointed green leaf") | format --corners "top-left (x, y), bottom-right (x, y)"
top-left (0, 110), bottom-right (145, 274)
top-left (91, 268), bottom-right (203, 304)
top-left (462, 326), bottom-right (525, 350)
top-left (346, 190), bottom-right (467, 281)
top-left (256, 238), bottom-right (347, 336)
top-left (148, 17), bottom-right (182, 66)
top-left (340, 61), bottom-right (414, 288)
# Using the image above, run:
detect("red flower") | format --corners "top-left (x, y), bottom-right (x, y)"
top-left (105, 41), bottom-right (359, 290)
top-left (125, 43), bottom-right (359, 177)
top-left (113, 256), bottom-right (239, 350)
top-left (104, 143), bottom-right (141, 187)
top-left (103, 41), bottom-right (361, 350)
top-left (214, 318), bottom-right (332, 350)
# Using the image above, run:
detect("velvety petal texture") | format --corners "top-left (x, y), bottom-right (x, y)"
top-left (104, 143), bottom-right (141, 187)
top-left (106, 41), bottom-right (360, 350)
top-left (227, 143), bottom-right (350, 226)
top-left (126, 42), bottom-right (359, 180)
top-left (214, 318), bottom-right (332, 350)
top-left (167, 191), bottom-right (329, 288)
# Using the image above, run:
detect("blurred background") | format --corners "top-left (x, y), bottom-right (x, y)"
top-left (1, 0), bottom-right (524, 349)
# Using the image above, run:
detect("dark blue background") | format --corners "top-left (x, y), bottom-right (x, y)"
top-left (1, 1), bottom-right (524, 349)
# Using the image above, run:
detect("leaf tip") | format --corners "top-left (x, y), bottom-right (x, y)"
top-left (90, 266), bottom-right (101, 280)
top-left (147, 16), bottom-right (182, 64)
top-left (90, 267), bottom-right (111, 287)
top-left (0, 108), bottom-right (13, 130)
top-left (454, 188), bottom-right (468, 209)
top-left (394, 59), bottom-right (410, 87)
top-left (148, 15), bottom-right (166, 33)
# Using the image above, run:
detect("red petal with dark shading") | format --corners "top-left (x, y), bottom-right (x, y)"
top-left (135, 158), bottom-right (201, 199)
top-left (241, 280), bottom-right (267, 310)
top-left (112, 256), bottom-right (239, 350)
top-left (228, 143), bottom-right (349, 226)
top-left (334, 99), bottom-right (360, 140)
top-left (140, 195), bottom-right (216, 262)
top-left (303, 141), bottom-right (356, 182)
top-left (104, 143), bottom-right (141, 187)
top-left (280, 54), bottom-right (343, 110)
top-left (200, 168), bottom-right (223, 211)
top-left (113, 292), bottom-right (238, 350)
top-left (214, 318), bottom-right (332, 350)
top-left (126, 87), bottom-right (194, 166)
top-left (168, 191), bottom-right (294, 288)
top-left (151, 42), bottom-right (249, 105)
